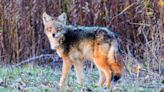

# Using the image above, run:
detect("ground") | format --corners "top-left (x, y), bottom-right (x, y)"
top-left (0, 65), bottom-right (163, 92)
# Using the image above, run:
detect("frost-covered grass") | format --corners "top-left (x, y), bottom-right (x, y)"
top-left (0, 65), bottom-right (162, 92)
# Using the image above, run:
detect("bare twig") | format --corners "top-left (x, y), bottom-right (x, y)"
top-left (128, 22), bottom-right (151, 26)
top-left (13, 54), bottom-right (54, 67)
top-left (110, 1), bottom-right (139, 24)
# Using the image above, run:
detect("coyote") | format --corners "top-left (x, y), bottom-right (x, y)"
top-left (42, 12), bottom-right (124, 90)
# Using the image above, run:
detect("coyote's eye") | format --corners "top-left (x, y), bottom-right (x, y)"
top-left (47, 27), bottom-right (52, 32)
top-left (56, 27), bottom-right (62, 32)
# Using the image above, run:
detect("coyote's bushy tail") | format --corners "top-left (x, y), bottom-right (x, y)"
top-left (108, 39), bottom-right (124, 82)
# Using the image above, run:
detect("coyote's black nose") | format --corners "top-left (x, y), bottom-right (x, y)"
top-left (52, 33), bottom-right (55, 38)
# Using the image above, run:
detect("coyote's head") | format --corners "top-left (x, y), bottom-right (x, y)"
top-left (42, 12), bottom-right (67, 50)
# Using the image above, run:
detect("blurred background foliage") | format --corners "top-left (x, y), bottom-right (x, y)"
top-left (0, 0), bottom-right (163, 67)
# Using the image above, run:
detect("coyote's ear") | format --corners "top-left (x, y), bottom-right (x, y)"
top-left (57, 12), bottom-right (67, 24)
top-left (42, 12), bottom-right (53, 25)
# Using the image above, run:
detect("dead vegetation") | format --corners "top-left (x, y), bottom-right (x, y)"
top-left (0, 0), bottom-right (163, 91)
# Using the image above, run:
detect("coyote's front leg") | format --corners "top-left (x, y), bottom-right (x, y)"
top-left (59, 58), bottom-right (72, 91)
top-left (74, 61), bottom-right (84, 85)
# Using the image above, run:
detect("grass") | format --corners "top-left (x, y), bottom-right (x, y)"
top-left (0, 65), bottom-right (162, 92)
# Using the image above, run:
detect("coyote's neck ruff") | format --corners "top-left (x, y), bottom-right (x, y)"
top-left (42, 12), bottom-right (124, 91)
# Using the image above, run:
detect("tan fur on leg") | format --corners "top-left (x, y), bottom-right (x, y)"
top-left (97, 70), bottom-right (105, 87)
top-left (94, 57), bottom-right (112, 88)
top-left (74, 62), bottom-right (84, 84)
top-left (59, 57), bottom-right (72, 90)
